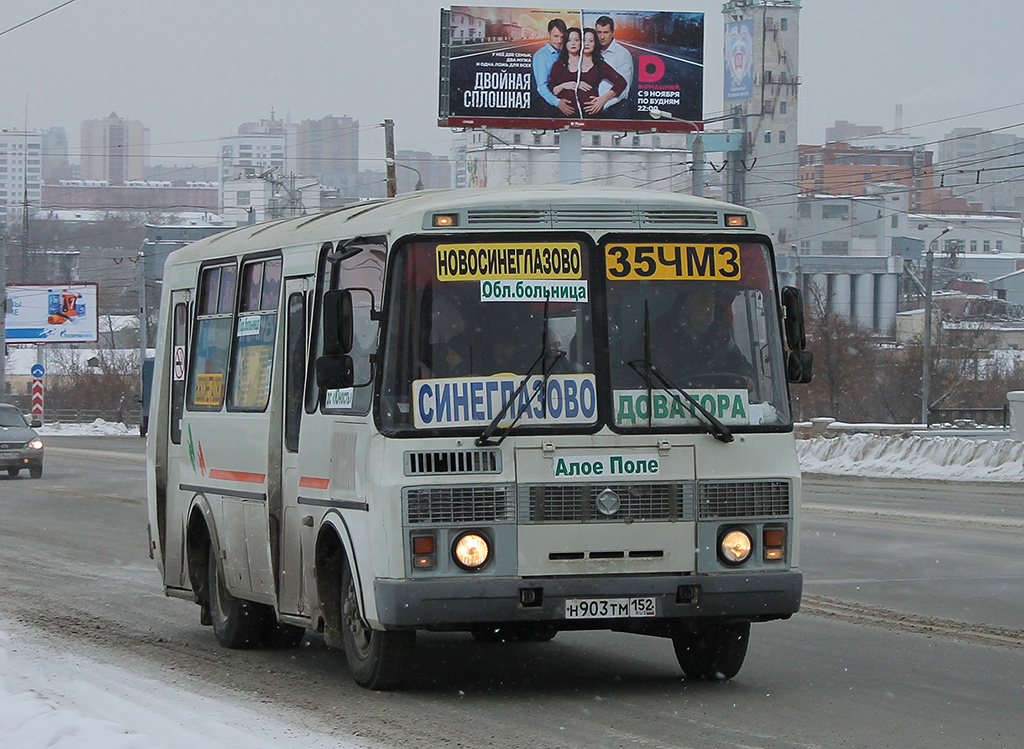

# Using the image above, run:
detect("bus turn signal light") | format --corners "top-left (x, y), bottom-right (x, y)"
top-left (763, 527), bottom-right (785, 561)
top-left (725, 214), bottom-right (748, 227)
top-left (412, 535), bottom-right (435, 569)
top-left (432, 213), bottom-right (458, 227)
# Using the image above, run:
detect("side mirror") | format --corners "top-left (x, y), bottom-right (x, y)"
top-left (30, 417), bottom-right (43, 428)
top-left (787, 350), bottom-right (813, 384)
top-left (316, 354), bottom-right (355, 390)
top-left (780, 286), bottom-right (806, 351)
top-left (322, 289), bottom-right (353, 356)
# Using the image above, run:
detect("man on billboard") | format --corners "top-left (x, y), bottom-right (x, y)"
top-left (594, 15), bottom-right (633, 118)
top-left (532, 18), bottom-right (575, 116)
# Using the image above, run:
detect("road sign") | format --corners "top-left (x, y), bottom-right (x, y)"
top-left (30, 363), bottom-right (45, 378)
top-left (31, 378), bottom-right (44, 419)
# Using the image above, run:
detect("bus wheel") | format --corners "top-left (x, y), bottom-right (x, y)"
top-left (672, 621), bottom-right (750, 681)
top-left (208, 545), bottom-right (266, 648)
top-left (340, 564), bottom-right (414, 690)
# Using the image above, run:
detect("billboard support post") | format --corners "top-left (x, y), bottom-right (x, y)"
top-left (558, 129), bottom-right (582, 185)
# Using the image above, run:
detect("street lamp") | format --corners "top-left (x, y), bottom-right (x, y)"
top-left (921, 226), bottom-right (952, 425)
top-left (648, 108), bottom-right (704, 197)
top-left (385, 158), bottom-right (424, 192)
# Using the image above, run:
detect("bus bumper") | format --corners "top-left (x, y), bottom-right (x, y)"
top-left (374, 570), bottom-right (802, 628)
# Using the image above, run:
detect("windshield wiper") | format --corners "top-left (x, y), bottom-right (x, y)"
top-left (626, 302), bottom-right (734, 444)
top-left (476, 299), bottom-right (565, 447)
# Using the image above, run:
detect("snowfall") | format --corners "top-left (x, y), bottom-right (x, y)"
top-left (3, 419), bottom-right (1023, 748)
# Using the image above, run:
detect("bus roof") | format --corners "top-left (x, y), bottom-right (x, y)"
top-left (168, 186), bottom-right (772, 265)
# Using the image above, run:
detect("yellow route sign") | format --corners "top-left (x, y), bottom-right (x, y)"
top-left (605, 243), bottom-right (741, 281)
top-left (436, 242), bottom-right (583, 280)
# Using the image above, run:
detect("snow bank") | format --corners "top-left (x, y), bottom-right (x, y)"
top-left (37, 419), bottom-right (135, 437)
top-left (797, 433), bottom-right (1024, 481)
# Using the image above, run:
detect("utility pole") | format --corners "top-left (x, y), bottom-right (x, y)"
top-left (921, 226), bottom-right (952, 425)
top-left (138, 250), bottom-right (147, 374)
top-left (691, 133), bottom-right (704, 198)
top-left (383, 119), bottom-right (397, 198)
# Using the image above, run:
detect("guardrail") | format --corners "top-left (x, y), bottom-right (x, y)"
top-left (927, 405), bottom-right (1008, 428)
top-left (47, 408), bottom-right (141, 427)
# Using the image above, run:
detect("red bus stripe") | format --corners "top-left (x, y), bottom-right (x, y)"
top-left (299, 476), bottom-right (330, 490)
top-left (208, 469), bottom-right (266, 484)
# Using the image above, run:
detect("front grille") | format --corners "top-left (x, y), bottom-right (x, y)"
top-left (404, 449), bottom-right (501, 476)
top-left (698, 480), bottom-right (791, 519)
top-left (0, 441), bottom-right (25, 449)
top-left (404, 485), bottom-right (516, 524)
top-left (518, 483), bottom-right (696, 523)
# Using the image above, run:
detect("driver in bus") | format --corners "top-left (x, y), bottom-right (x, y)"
top-left (659, 283), bottom-right (752, 383)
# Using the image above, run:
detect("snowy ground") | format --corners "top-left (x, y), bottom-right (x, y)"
top-left (4, 419), bottom-right (1022, 746)
top-left (0, 622), bottom-right (350, 749)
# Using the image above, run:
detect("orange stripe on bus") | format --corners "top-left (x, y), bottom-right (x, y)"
top-left (299, 476), bottom-right (330, 490)
top-left (208, 469), bottom-right (266, 484)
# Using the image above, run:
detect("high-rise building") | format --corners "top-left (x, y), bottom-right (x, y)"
top-left (936, 127), bottom-right (1024, 213)
top-left (220, 116), bottom-right (289, 184)
top-left (295, 115), bottom-right (359, 192)
top-left (721, 0), bottom-right (801, 244)
top-left (80, 112), bottom-right (149, 184)
top-left (40, 126), bottom-right (72, 182)
top-left (0, 129), bottom-right (42, 232)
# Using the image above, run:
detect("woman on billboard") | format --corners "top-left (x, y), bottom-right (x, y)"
top-left (547, 27), bottom-right (627, 118)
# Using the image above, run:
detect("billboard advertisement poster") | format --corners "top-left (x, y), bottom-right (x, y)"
top-left (442, 7), bottom-right (704, 131)
top-left (4, 283), bottom-right (100, 343)
top-left (723, 20), bottom-right (754, 101)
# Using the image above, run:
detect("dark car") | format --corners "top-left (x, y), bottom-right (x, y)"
top-left (0, 403), bottom-right (44, 479)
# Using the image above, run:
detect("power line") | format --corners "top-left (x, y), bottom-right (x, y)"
top-left (0, 0), bottom-right (78, 39)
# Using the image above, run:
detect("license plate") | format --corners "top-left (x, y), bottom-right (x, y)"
top-left (0, 451), bottom-right (19, 459)
top-left (564, 597), bottom-right (657, 619)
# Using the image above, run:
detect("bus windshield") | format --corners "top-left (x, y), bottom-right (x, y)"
top-left (604, 239), bottom-right (790, 430)
top-left (379, 237), bottom-right (597, 435)
top-left (379, 236), bottom-right (791, 435)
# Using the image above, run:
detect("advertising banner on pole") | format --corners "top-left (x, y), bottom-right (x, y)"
top-left (3, 284), bottom-right (100, 343)
top-left (440, 7), bottom-right (705, 131)
top-left (723, 20), bottom-right (754, 101)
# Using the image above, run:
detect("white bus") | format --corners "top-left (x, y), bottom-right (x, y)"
top-left (147, 186), bottom-right (812, 689)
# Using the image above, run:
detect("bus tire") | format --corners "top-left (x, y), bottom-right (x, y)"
top-left (340, 564), bottom-right (414, 690)
top-left (672, 620), bottom-right (750, 681)
top-left (208, 545), bottom-right (266, 648)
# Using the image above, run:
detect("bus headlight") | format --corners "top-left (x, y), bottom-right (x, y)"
top-left (719, 529), bottom-right (752, 565)
top-left (452, 532), bottom-right (490, 570)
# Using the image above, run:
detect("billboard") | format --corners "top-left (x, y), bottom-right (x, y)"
top-left (440, 7), bottom-right (704, 131)
top-left (4, 284), bottom-right (100, 343)
top-left (723, 20), bottom-right (754, 101)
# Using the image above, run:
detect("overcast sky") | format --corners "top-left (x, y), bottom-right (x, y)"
top-left (1, 0), bottom-right (1022, 170)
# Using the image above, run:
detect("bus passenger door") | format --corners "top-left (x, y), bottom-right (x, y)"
top-left (163, 290), bottom-right (192, 590)
top-left (279, 277), bottom-right (312, 616)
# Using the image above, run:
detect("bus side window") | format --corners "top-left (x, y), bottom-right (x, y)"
top-left (229, 256), bottom-right (282, 411)
top-left (188, 263), bottom-right (236, 410)
top-left (170, 302), bottom-right (188, 444)
top-left (285, 292), bottom-right (306, 452)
